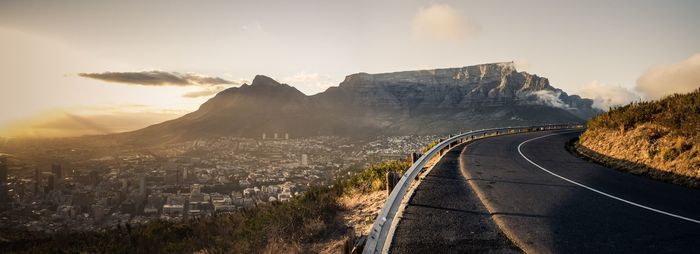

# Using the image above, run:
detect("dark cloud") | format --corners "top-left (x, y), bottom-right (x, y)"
top-left (78, 71), bottom-right (235, 86)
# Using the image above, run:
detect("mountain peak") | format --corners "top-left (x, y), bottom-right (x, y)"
top-left (250, 75), bottom-right (282, 87)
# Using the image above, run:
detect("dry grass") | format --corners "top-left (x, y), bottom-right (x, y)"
top-left (339, 191), bottom-right (387, 235)
top-left (262, 238), bottom-right (303, 254)
top-left (579, 123), bottom-right (700, 188)
top-left (579, 89), bottom-right (700, 188)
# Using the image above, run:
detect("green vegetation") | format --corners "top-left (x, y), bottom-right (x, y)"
top-left (341, 160), bottom-right (411, 193)
top-left (587, 88), bottom-right (700, 137)
top-left (0, 160), bottom-right (411, 254)
top-left (421, 139), bottom-right (441, 153)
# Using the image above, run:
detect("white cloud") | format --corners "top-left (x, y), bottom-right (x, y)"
top-left (412, 4), bottom-right (479, 42)
top-left (523, 90), bottom-right (568, 109)
top-left (578, 81), bottom-right (639, 110)
top-left (636, 53), bottom-right (700, 99)
top-left (281, 72), bottom-right (338, 95)
top-left (182, 85), bottom-right (229, 98)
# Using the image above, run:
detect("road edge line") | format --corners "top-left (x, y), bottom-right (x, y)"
top-left (458, 138), bottom-right (535, 254)
top-left (380, 143), bottom-right (465, 253)
top-left (518, 132), bottom-right (700, 225)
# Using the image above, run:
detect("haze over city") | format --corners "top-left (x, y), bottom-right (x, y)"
top-left (1, 0), bottom-right (699, 138)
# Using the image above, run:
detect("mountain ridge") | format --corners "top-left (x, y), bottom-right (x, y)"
top-left (117, 62), bottom-right (599, 144)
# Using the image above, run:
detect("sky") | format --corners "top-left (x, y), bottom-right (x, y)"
top-left (1, 0), bottom-right (699, 138)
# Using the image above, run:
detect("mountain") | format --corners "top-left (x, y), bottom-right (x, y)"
top-left (118, 62), bottom-right (599, 144)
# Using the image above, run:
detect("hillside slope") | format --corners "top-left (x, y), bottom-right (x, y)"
top-left (577, 89), bottom-right (700, 188)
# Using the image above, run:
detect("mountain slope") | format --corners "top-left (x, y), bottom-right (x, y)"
top-left (119, 62), bottom-right (598, 144)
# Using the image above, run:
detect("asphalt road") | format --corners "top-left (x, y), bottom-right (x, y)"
top-left (391, 130), bottom-right (700, 253)
top-left (390, 143), bottom-right (521, 254)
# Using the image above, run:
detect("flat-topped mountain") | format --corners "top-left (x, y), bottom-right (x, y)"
top-left (118, 62), bottom-right (599, 144)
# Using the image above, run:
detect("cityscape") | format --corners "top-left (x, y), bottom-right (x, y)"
top-left (0, 133), bottom-right (438, 233)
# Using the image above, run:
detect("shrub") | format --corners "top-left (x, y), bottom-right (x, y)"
top-left (342, 160), bottom-right (411, 194)
top-left (662, 147), bottom-right (680, 161)
top-left (421, 140), bottom-right (441, 153)
top-left (587, 88), bottom-right (700, 138)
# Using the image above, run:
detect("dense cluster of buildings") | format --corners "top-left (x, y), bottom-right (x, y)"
top-left (0, 134), bottom-right (438, 232)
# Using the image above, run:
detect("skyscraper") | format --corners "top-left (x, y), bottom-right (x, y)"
top-left (139, 174), bottom-right (146, 196)
top-left (34, 168), bottom-right (40, 196)
top-left (88, 170), bottom-right (100, 186)
top-left (0, 156), bottom-right (7, 183)
top-left (51, 164), bottom-right (62, 181)
top-left (47, 174), bottom-right (55, 193)
top-left (301, 154), bottom-right (309, 167)
top-left (165, 169), bottom-right (181, 186)
top-left (0, 156), bottom-right (8, 207)
top-left (51, 164), bottom-right (63, 190)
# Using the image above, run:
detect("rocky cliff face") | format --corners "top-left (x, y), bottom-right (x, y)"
top-left (119, 62), bottom-right (599, 144)
top-left (322, 62), bottom-right (594, 116)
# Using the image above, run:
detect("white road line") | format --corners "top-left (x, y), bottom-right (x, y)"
top-left (518, 132), bottom-right (700, 225)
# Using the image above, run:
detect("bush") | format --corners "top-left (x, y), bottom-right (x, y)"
top-left (342, 160), bottom-right (411, 194)
top-left (587, 88), bottom-right (700, 138)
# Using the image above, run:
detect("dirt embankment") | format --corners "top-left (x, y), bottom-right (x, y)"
top-left (577, 123), bottom-right (700, 188)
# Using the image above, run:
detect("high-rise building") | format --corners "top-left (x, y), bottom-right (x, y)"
top-left (301, 154), bottom-right (309, 167)
top-left (0, 156), bottom-right (7, 183)
top-left (88, 170), bottom-right (100, 186)
top-left (34, 168), bottom-right (40, 196)
top-left (51, 164), bottom-right (63, 190)
top-left (165, 169), bottom-right (181, 186)
top-left (285, 133), bottom-right (289, 139)
top-left (262, 133), bottom-right (266, 140)
top-left (47, 173), bottom-right (55, 193)
top-left (51, 164), bottom-right (62, 181)
top-left (139, 175), bottom-right (146, 196)
top-left (274, 133), bottom-right (278, 139)
top-left (0, 156), bottom-right (8, 207)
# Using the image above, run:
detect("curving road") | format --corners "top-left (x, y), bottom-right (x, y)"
top-left (390, 130), bottom-right (700, 253)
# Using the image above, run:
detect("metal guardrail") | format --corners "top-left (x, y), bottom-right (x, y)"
top-left (362, 123), bottom-right (584, 254)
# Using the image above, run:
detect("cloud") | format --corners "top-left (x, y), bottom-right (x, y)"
top-left (281, 72), bottom-right (338, 95)
top-left (182, 85), bottom-right (229, 98)
top-left (578, 81), bottom-right (639, 110)
top-left (636, 53), bottom-right (700, 99)
top-left (412, 4), bottom-right (480, 42)
top-left (78, 71), bottom-right (235, 86)
top-left (79, 70), bottom-right (246, 98)
top-left (521, 90), bottom-right (568, 109)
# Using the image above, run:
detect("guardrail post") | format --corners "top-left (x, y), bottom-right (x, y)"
top-left (386, 171), bottom-right (400, 195)
top-left (408, 152), bottom-right (419, 164)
